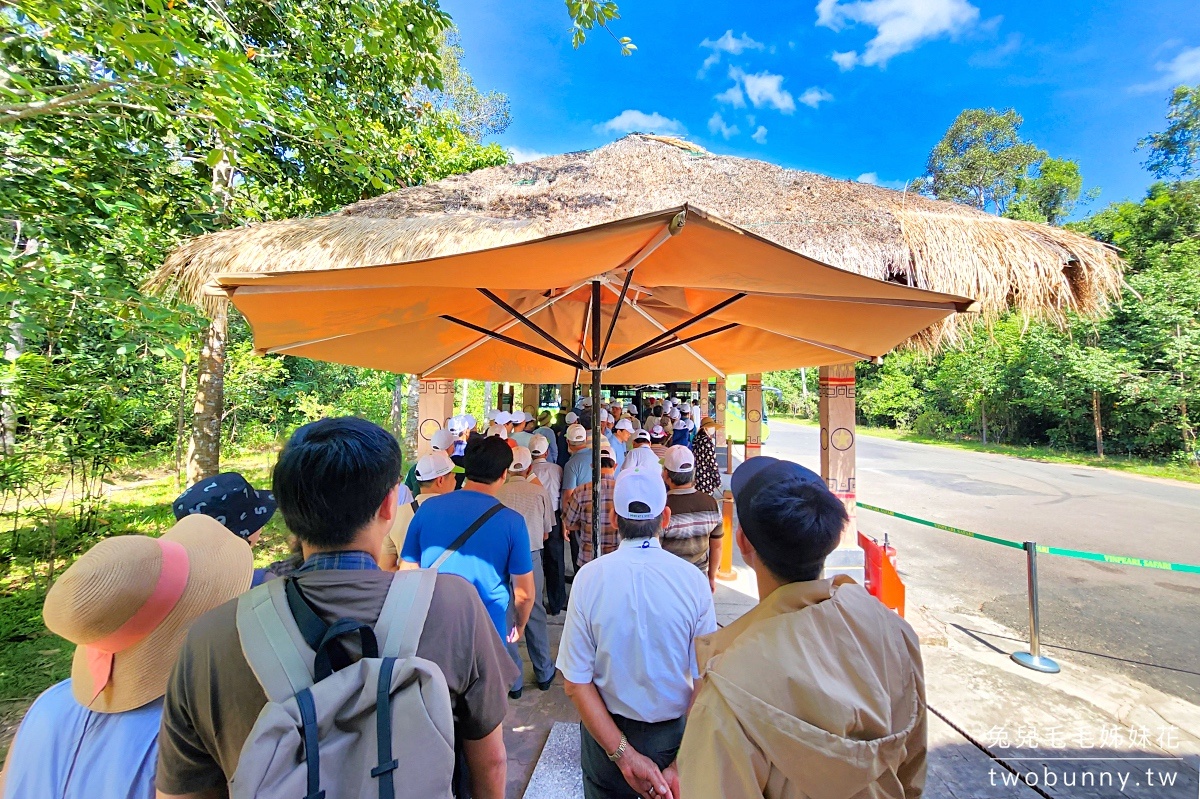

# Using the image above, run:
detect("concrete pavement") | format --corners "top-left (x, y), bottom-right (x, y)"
top-left (762, 422), bottom-right (1200, 704)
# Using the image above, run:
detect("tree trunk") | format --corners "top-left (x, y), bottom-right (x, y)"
top-left (1092, 389), bottom-right (1104, 458)
top-left (981, 402), bottom-right (988, 445)
top-left (2, 319), bottom-right (22, 456)
top-left (459, 379), bottom-right (470, 416)
top-left (482, 381), bottom-right (493, 418)
top-left (404, 374), bottom-right (419, 464)
top-left (175, 359), bottom-right (189, 488)
top-left (390, 375), bottom-right (405, 438)
top-left (187, 299), bottom-right (227, 484)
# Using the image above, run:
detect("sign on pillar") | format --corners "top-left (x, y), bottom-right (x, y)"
top-left (715, 379), bottom-right (729, 473)
top-left (745, 374), bottom-right (763, 459)
top-left (522, 384), bottom-right (540, 417)
top-left (819, 363), bottom-right (864, 580)
top-left (417, 379), bottom-right (455, 458)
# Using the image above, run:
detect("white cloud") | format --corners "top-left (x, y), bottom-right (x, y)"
top-left (730, 67), bottom-right (795, 113)
top-left (698, 30), bottom-right (765, 77)
top-left (856, 171), bottom-right (910, 190)
top-left (751, 126), bottom-right (769, 144)
top-left (701, 30), bottom-right (765, 55)
top-left (715, 84), bottom-right (746, 108)
top-left (799, 87), bottom-right (834, 108)
top-left (816, 0), bottom-right (980, 69)
top-left (1132, 45), bottom-right (1200, 93)
top-left (708, 112), bottom-right (740, 140)
top-left (596, 110), bottom-right (685, 135)
top-left (832, 50), bottom-right (859, 70)
top-left (856, 172), bottom-right (878, 184)
top-left (507, 146), bottom-right (551, 164)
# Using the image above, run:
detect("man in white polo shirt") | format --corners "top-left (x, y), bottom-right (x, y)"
top-left (558, 467), bottom-right (717, 799)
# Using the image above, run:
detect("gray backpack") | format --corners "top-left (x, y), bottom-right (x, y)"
top-left (230, 569), bottom-right (455, 799)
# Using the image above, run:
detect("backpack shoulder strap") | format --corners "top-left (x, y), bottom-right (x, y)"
top-left (236, 578), bottom-right (315, 702)
top-left (376, 569), bottom-right (438, 660)
top-left (429, 502), bottom-right (504, 571)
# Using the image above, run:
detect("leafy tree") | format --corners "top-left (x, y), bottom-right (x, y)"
top-left (923, 108), bottom-right (1046, 213)
top-left (565, 1), bottom-right (636, 55)
top-left (1008, 157), bottom-right (1096, 225)
top-left (1139, 85), bottom-right (1200, 180)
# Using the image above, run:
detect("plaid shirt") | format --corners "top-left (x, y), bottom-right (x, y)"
top-left (562, 475), bottom-right (618, 566)
top-left (296, 551), bottom-right (380, 573)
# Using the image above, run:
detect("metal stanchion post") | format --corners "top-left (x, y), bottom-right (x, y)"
top-left (1011, 541), bottom-right (1060, 674)
top-left (717, 490), bottom-right (736, 581)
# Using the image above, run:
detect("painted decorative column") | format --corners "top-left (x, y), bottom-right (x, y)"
top-left (715, 379), bottom-right (729, 473)
top-left (417, 379), bottom-right (455, 458)
top-left (819, 363), bottom-right (864, 580)
top-left (745, 374), bottom-right (763, 459)
top-left (522, 384), bottom-right (540, 417)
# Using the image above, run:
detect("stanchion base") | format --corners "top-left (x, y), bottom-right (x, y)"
top-left (1011, 651), bottom-right (1060, 674)
top-left (716, 569), bottom-right (737, 582)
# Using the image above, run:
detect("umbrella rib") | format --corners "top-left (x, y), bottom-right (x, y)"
top-left (597, 221), bottom-right (678, 363)
top-left (418, 280), bottom-right (588, 376)
top-left (772, 331), bottom-right (879, 363)
top-left (599, 267), bottom-right (635, 364)
top-left (611, 293), bottom-right (747, 367)
top-left (610, 323), bottom-right (739, 367)
top-left (439, 314), bottom-right (585, 370)
top-left (478, 288), bottom-right (587, 365)
top-left (603, 285), bottom-right (725, 378)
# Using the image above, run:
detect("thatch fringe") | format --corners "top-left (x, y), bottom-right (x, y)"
top-left (149, 135), bottom-right (1124, 344)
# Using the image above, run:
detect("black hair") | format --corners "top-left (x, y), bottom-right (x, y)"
top-left (744, 477), bottom-right (847, 582)
top-left (600, 456), bottom-right (617, 469)
top-left (616, 513), bottom-right (663, 540)
top-left (665, 469), bottom-right (693, 487)
top-left (464, 436), bottom-right (513, 483)
top-left (272, 417), bottom-right (402, 549)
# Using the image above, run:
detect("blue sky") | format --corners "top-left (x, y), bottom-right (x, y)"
top-left (441, 0), bottom-right (1200, 215)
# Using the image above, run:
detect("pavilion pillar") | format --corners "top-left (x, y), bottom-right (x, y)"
top-left (692, 380), bottom-right (701, 406)
top-left (745, 374), bottom-right (763, 459)
top-left (417, 379), bottom-right (455, 458)
top-left (819, 363), bottom-right (864, 580)
top-left (715, 379), bottom-right (729, 473)
top-left (559, 383), bottom-right (573, 408)
top-left (521, 384), bottom-right (540, 417)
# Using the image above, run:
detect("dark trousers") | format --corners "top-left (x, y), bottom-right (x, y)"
top-left (579, 715), bottom-right (686, 799)
top-left (543, 512), bottom-right (567, 613)
top-left (568, 522), bottom-right (581, 576)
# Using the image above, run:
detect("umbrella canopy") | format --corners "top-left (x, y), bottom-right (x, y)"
top-left (207, 205), bottom-right (973, 383)
top-left (154, 135), bottom-right (1123, 352)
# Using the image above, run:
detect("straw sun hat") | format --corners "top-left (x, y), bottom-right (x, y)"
top-left (42, 514), bottom-right (252, 713)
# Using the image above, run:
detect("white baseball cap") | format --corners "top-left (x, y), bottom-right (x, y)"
top-left (565, 411), bottom-right (579, 424)
top-left (598, 439), bottom-right (616, 460)
top-left (611, 399), bottom-right (623, 408)
top-left (523, 411), bottom-right (535, 423)
top-left (529, 434), bottom-right (550, 456)
top-left (626, 406), bottom-right (638, 416)
top-left (664, 445), bottom-right (695, 473)
top-left (650, 425), bottom-right (666, 438)
top-left (614, 418), bottom-right (634, 432)
top-left (431, 429), bottom-right (456, 452)
top-left (415, 451), bottom-right (454, 481)
top-left (633, 428), bottom-right (651, 443)
top-left (669, 408), bottom-right (681, 420)
top-left (566, 423), bottom-right (587, 444)
top-left (447, 415), bottom-right (470, 435)
top-left (580, 396), bottom-right (593, 407)
top-left (509, 446), bottom-right (532, 472)
top-left (624, 446), bottom-right (660, 472)
top-left (486, 409), bottom-right (500, 422)
top-left (613, 467), bottom-right (668, 520)
top-left (485, 424), bottom-right (508, 439)
top-left (464, 413), bottom-right (477, 430)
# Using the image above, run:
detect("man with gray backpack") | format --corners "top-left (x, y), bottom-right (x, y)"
top-left (156, 417), bottom-right (518, 799)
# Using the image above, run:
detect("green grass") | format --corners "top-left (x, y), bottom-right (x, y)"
top-left (772, 416), bottom-right (1200, 485)
top-left (0, 448), bottom-right (298, 754)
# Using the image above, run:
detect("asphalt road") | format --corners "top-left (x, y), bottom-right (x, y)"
top-left (761, 421), bottom-right (1200, 703)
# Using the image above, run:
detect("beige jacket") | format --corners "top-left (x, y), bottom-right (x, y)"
top-left (677, 578), bottom-right (926, 799)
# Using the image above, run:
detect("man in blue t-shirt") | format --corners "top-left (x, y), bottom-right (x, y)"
top-left (402, 436), bottom-right (535, 650)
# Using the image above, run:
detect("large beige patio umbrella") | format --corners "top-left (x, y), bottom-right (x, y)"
top-left (204, 205), bottom-right (973, 384)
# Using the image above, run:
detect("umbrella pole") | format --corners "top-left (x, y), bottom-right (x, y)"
top-left (590, 280), bottom-right (603, 563)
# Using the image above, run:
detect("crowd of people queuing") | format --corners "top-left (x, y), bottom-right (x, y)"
top-left (0, 392), bottom-right (925, 799)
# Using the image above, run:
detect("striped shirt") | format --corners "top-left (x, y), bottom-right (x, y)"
top-left (497, 475), bottom-right (555, 552)
top-left (562, 476), bottom-right (618, 566)
top-left (663, 488), bottom-right (723, 571)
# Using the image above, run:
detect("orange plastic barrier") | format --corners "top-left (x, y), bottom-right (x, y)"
top-left (858, 532), bottom-right (906, 618)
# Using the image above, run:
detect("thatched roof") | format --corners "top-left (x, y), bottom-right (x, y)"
top-left (150, 134), bottom-right (1123, 348)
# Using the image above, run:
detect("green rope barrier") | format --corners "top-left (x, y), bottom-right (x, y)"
top-left (856, 502), bottom-right (1200, 574)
